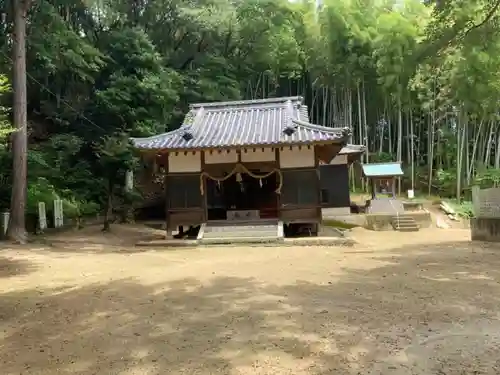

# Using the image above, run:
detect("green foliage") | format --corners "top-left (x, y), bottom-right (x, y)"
top-left (96, 134), bottom-right (138, 181)
top-left (0, 75), bottom-right (13, 140)
top-left (434, 168), bottom-right (457, 195)
top-left (370, 152), bottom-right (394, 163)
top-left (474, 168), bottom-right (500, 188)
top-left (0, 0), bottom-right (499, 229)
top-left (26, 178), bottom-right (59, 214)
top-left (27, 177), bottom-right (99, 219)
top-left (94, 26), bottom-right (181, 136)
top-left (443, 199), bottom-right (474, 219)
top-left (322, 219), bottom-right (359, 230)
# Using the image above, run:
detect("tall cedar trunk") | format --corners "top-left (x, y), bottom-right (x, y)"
top-left (410, 108), bottom-right (415, 191)
top-left (361, 80), bottom-right (368, 162)
top-left (396, 96), bottom-right (402, 195)
top-left (495, 128), bottom-right (500, 169)
top-left (427, 111), bottom-right (434, 195)
top-left (468, 117), bottom-right (484, 182)
top-left (484, 120), bottom-right (494, 166)
top-left (7, 0), bottom-right (30, 243)
top-left (356, 83), bottom-right (364, 190)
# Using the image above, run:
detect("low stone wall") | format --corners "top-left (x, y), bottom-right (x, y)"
top-left (402, 201), bottom-right (424, 212)
top-left (364, 212), bottom-right (432, 231)
top-left (471, 218), bottom-right (500, 242)
top-left (326, 211), bottom-right (432, 231)
top-left (411, 211), bottom-right (433, 229)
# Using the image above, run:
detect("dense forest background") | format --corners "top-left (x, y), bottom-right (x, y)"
top-left (0, 0), bottom-right (500, 221)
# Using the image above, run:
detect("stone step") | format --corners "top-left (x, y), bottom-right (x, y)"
top-left (203, 234), bottom-right (278, 238)
top-left (394, 226), bottom-right (419, 232)
top-left (393, 220), bottom-right (418, 226)
top-left (392, 218), bottom-right (418, 224)
top-left (204, 225), bottom-right (277, 233)
top-left (391, 215), bottom-right (419, 232)
top-left (201, 236), bottom-right (284, 245)
top-left (199, 221), bottom-right (283, 244)
top-left (393, 216), bottom-right (415, 222)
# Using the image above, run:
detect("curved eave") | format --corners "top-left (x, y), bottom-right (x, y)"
top-left (339, 144), bottom-right (366, 164)
top-left (132, 137), bottom-right (350, 153)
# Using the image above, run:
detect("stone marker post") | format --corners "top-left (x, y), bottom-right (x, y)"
top-left (124, 170), bottom-right (135, 223)
top-left (38, 202), bottom-right (47, 231)
top-left (1, 211), bottom-right (9, 236)
top-left (125, 170), bottom-right (133, 192)
top-left (53, 199), bottom-right (64, 228)
top-left (471, 185), bottom-right (480, 218)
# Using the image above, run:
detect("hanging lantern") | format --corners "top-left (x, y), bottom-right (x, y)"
top-left (259, 179), bottom-right (263, 188)
top-left (236, 172), bottom-right (242, 182)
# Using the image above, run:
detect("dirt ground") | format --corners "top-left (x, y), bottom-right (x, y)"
top-left (1, 225), bottom-right (500, 375)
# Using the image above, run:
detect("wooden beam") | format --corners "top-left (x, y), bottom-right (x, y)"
top-left (164, 153), bottom-right (171, 239)
top-left (275, 148), bottom-right (281, 219)
top-left (314, 145), bottom-right (321, 223)
top-left (201, 151), bottom-right (207, 222)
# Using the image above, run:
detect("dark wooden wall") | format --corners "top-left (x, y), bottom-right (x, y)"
top-left (280, 168), bottom-right (320, 223)
top-left (166, 173), bottom-right (205, 229)
top-left (319, 164), bottom-right (350, 208)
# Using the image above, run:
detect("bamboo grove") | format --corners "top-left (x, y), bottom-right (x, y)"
top-left (0, 0), bottom-right (499, 219)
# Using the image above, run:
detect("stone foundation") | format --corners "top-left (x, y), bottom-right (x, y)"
top-left (323, 211), bottom-right (432, 231)
top-left (471, 218), bottom-right (500, 242)
top-left (364, 211), bottom-right (432, 231)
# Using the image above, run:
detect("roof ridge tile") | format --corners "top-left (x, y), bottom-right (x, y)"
top-left (131, 96), bottom-right (350, 150)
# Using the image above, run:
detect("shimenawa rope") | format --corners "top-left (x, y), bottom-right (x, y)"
top-left (200, 163), bottom-right (282, 195)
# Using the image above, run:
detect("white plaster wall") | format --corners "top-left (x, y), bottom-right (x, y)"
top-left (168, 152), bottom-right (201, 173)
top-left (279, 146), bottom-right (315, 168)
top-left (204, 150), bottom-right (238, 164)
top-left (241, 148), bottom-right (275, 163)
top-left (330, 154), bottom-right (347, 165)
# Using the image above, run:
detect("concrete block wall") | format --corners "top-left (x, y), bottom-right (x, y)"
top-left (471, 218), bottom-right (500, 242)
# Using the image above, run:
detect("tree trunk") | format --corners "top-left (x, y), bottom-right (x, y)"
top-left (103, 180), bottom-right (114, 232)
top-left (361, 79), bottom-right (368, 162)
top-left (494, 126), bottom-right (500, 169)
top-left (356, 83), bottom-right (364, 190)
top-left (7, 0), bottom-right (31, 244)
top-left (410, 108), bottom-right (415, 192)
top-left (396, 95), bottom-right (402, 195)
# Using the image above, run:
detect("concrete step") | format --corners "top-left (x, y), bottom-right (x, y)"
top-left (394, 222), bottom-right (419, 228)
top-left (394, 216), bottom-right (415, 222)
top-left (199, 220), bottom-right (284, 244)
top-left (391, 215), bottom-right (419, 232)
top-left (394, 227), bottom-right (419, 232)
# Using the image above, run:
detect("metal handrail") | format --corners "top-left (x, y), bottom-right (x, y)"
top-left (388, 199), bottom-right (399, 228)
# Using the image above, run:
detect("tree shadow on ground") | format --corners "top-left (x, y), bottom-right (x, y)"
top-left (0, 256), bottom-right (37, 278)
top-left (1, 239), bottom-right (500, 374)
top-left (269, 240), bottom-right (500, 374)
top-left (36, 223), bottom-right (165, 254)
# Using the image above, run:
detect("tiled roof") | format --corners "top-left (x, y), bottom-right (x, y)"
top-left (339, 144), bottom-right (366, 155)
top-left (361, 162), bottom-right (404, 177)
top-left (338, 144), bottom-right (366, 164)
top-left (131, 97), bottom-right (350, 150)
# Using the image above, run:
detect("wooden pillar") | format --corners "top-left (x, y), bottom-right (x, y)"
top-left (313, 145), bottom-right (321, 223)
top-left (201, 151), bottom-right (207, 222)
top-left (164, 153), bottom-right (171, 239)
top-left (392, 177), bottom-right (396, 198)
top-left (275, 148), bottom-right (281, 219)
